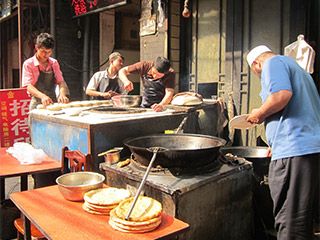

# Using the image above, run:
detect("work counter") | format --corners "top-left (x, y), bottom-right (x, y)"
top-left (29, 102), bottom-right (222, 171)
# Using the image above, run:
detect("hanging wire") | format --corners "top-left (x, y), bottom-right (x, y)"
top-left (37, 0), bottom-right (45, 27)
top-left (59, 47), bottom-right (117, 73)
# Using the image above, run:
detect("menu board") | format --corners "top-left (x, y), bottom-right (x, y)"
top-left (71, 0), bottom-right (129, 17)
top-left (0, 88), bottom-right (31, 147)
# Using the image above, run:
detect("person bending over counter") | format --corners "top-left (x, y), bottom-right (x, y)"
top-left (119, 56), bottom-right (175, 112)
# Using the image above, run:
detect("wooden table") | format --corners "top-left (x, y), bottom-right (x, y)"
top-left (0, 147), bottom-right (61, 201)
top-left (10, 185), bottom-right (190, 240)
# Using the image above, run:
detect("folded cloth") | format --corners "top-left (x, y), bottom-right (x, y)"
top-left (6, 142), bottom-right (47, 165)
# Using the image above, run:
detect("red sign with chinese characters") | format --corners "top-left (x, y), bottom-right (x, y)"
top-left (71, 0), bottom-right (128, 17)
top-left (0, 88), bottom-right (31, 147)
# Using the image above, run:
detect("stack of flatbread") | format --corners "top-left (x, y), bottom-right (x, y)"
top-left (37, 100), bottom-right (112, 111)
top-left (109, 196), bottom-right (162, 233)
top-left (82, 187), bottom-right (131, 215)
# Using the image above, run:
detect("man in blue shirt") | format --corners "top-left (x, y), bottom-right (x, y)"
top-left (246, 45), bottom-right (320, 240)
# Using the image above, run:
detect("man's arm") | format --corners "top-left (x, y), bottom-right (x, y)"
top-left (247, 90), bottom-right (292, 124)
top-left (151, 88), bottom-right (174, 112)
top-left (57, 81), bottom-right (70, 103)
top-left (118, 66), bottom-right (134, 92)
top-left (85, 88), bottom-right (116, 99)
top-left (26, 84), bottom-right (53, 106)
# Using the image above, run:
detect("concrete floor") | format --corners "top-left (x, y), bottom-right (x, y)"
top-left (4, 176), bottom-right (34, 199)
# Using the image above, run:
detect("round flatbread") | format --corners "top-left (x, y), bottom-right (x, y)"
top-left (115, 196), bottom-right (162, 222)
top-left (229, 114), bottom-right (256, 129)
top-left (46, 103), bottom-right (63, 111)
top-left (108, 218), bottom-right (161, 233)
top-left (83, 202), bottom-right (116, 212)
top-left (110, 209), bottom-right (161, 226)
top-left (84, 201), bottom-right (118, 210)
top-left (82, 203), bottom-right (110, 215)
top-left (36, 104), bottom-right (45, 109)
top-left (84, 187), bottom-right (131, 206)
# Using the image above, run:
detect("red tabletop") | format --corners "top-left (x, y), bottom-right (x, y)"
top-left (0, 147), bottom-right (61, 178)
top-left (10, 185), bottom-right (189, 240)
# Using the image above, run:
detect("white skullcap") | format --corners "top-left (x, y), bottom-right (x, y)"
top-left (246, 45), bottom-right (272, 66)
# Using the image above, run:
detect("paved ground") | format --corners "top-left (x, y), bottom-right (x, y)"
top-left (4, 176), bottom-right (34, 199)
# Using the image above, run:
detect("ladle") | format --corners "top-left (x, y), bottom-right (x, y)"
top-left (125, 146), bottom-right (167, 220)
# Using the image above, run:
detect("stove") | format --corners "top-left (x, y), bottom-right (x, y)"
top-left (101, 158), bottom-right (254, 240)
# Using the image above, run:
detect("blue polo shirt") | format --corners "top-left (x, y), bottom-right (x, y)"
top-left (260, 55), bottom-right (320, 160)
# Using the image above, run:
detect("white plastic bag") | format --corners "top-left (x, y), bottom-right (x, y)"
top-left (284, 34), bottom-right (315, 73)
top-left (6, 142), bottom-right (47, 165)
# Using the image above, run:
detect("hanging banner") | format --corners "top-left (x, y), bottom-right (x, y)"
top-left (71, 0), bottom-right (129, 18)
top-left (0, 88), bottom-right (31, 147)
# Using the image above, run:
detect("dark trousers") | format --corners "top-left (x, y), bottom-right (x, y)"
top-left (268, 154), bottom-right (319, 240)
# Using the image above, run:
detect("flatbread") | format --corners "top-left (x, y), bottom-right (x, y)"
top-left (109, 210), bottom-right (161, 226)
top-left (84, 187), bottom-right (131, 206)
top-left (84, 201), bottom-right (118, 210)
top-left (229, 114), bottom-right (257, 129)
top-left (36, 104), bottom-right (45, 109)
top-left (46, 103), bottom-right (63, 111)
top-left (82, 203), bottom-right (110, 215)
top-left (68, 101), bottom-right (83, 107)
top-left (115, 196), bottom-right (162, 222)
top-left (108, 218), bottom-right (161, 233)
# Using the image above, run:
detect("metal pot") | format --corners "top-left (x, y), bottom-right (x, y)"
top-left (220, 146), bottom-right (270, 180)
top-left (104, 148), bottom-right (121, 165)
top-left (111, 95), bottom-right (142, 107)
top-left (124, 134), bottom-right (226, 168)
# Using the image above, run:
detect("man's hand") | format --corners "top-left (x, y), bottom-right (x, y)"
top-left (41, 95), bottom-right (53, 106)
top-left (123, 80), bottom-right (134, 92)
top-left (119, 67), bottom-right (134, 92)
top-left (57, 94), bottom-right (69, 104)
top-left (247, 108), bottom-right (264, 124)
top-left (99, 90), bottom-right (119, 99)
top-left (151, 103), bottom-right (165, 112)
top-left (267, 147), bottom-right (272, 157)
top-left (108, 90), bottom-right (119, 97)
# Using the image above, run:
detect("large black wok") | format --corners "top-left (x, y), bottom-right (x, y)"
top-left (219, 146), bottom-right (270, 179)
top-left (124, 134), bottom-right (226, 168)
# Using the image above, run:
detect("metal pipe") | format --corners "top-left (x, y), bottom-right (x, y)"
top-left (18, 0), bottom-right (24, 87)
top-left (50, 0), bottom-right (56, 58)
top-left (82, 16), bottom-right (90, 99)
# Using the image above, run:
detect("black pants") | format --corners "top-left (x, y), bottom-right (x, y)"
top-left (268, 154), bottom-right (319, 240)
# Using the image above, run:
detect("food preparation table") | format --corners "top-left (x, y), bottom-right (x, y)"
top-left (0, 147), bottom-right (61, 202)
top-left (10, 185), bottom-right (190, 240)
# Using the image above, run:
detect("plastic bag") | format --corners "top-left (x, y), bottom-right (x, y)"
top-left (284, 34), bottom-right (315, 73)
top-left (6, 142), bottom-right (47, 165)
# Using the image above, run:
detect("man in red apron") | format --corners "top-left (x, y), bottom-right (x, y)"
top-left (22, 33), bottom-right (69, 187)
top-left (85, 52), bottom-right (125, 99)
top-left (119, 56), bottom-right (175, 112)
top-left (22, 32), bottom-right (69, 110)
